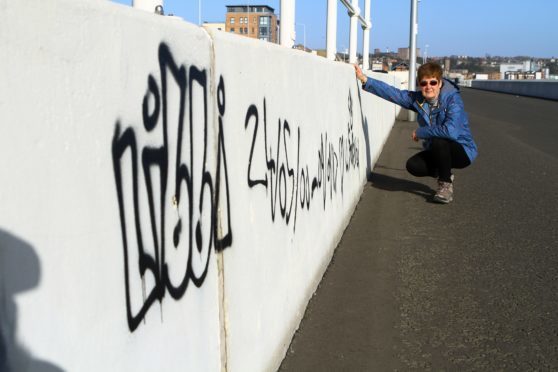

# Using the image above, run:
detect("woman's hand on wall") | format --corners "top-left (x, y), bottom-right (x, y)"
top-left (354, 64), bottom-right (367, 84)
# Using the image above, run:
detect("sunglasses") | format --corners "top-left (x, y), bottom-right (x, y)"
top-left (419, 79), bottom-right (439, 87)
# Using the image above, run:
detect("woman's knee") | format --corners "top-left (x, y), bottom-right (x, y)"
top-left (406, 157), bottom-right (424, 176)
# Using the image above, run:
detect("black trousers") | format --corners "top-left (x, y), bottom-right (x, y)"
top-left (406, 137), bottom-right (471, 183)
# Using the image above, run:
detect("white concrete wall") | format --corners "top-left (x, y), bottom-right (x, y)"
top-left (471, 80), bottom-right (558, 101)
top-left (0, 1), bottom-right (222, 371)
top-left (0, 0), bottom-right (400, 371)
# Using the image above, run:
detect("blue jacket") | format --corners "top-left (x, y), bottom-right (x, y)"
top-left (362, 77), bottom-right (478, 162)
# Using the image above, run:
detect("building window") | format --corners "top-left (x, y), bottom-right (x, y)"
top-left (244, 17), bottom-right (248, 24)
top-left (240, 17), bottom-right (244, 24)
top-left (244, 27), bottom-right (248, 34)
top-left (230, 28), bottom-right (235, 33)
top-left (260, 16), bottom-right (268, 25)
top-left (230, 17), bottom-right (235, 24)
top-left (259, 27), bottom-right (268, 36)
top-left (253, 17), bottom-right (257, 24)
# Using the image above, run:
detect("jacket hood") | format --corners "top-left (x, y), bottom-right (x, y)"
top-left (441, 78), bottom-right (460, 96)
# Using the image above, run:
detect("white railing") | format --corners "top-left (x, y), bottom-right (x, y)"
top-left (337, 0), bottom-right (371, 68)
top-left (279, 0), bottom-right (371, 69)
top-left (135, 0), bottom-right (372, 69)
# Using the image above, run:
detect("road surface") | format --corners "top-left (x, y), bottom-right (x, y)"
top-left (280, 88), bottom-right (558, 371)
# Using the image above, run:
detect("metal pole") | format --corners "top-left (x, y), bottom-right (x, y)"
top-left (362, 0), bottom-right (371, 70)
top-left (280, 0), bottom-right (295, 48)
top-left (296, 23), bottom-right (306, 50)
top-left (408, 0), bottom-right (418, 121)
top-left (349, 0), bottom-right (359, 63)
top-left (302, 23), bottom-right (306, 50)
top-left (326, 0), bottom-right (337, 60)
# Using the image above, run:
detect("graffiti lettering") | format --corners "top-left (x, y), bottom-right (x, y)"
top-left (245, 100), bottom-right (297, 225)
top-left (245, 93), bottom-right (359, 231)
top-left (112, 42), bottom-right (232, 332)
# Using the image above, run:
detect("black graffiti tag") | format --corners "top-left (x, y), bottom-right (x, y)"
top-left (112, 42), bottom-right (232, 332)
top-left (245, 99), bottom-right (298, 225)
top-left (245, 92), bottom-right (359, 232)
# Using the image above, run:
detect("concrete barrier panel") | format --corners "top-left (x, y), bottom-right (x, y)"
top-left (0, 1), bottom-right (221, 371)
top-left (209, 31), bottom-right (400, 371)
top-left (210, 30), bottom-right (370, 371)
top-left (471, 80), bottom-right (558, 100)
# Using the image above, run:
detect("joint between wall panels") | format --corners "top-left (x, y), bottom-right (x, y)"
top-left (217, 252), bottom-right (229, 372)
top-left (204, 28), bottom-right (230, 372)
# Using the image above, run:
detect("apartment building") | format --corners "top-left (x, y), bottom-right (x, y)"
top-left (225, 5), bottom-right (278, 43)
top-left (397, 47), bottom-right (420, 60)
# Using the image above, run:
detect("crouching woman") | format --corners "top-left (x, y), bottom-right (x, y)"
top-left (355, 62), bottom-right (478, 204)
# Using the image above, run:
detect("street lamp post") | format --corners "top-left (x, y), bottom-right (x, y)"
top-left (296, 23), bottom-right (306, 50)
top-left (408, 0), bottom-right (418, 121)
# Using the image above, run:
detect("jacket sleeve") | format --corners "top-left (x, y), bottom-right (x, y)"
top-left (415, 93), bottom-right (466, 140)
top-left (362, 77), bottom-right (417, 111)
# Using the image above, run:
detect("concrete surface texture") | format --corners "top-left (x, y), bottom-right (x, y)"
top-left (280, 88), bottom-right (558, 370)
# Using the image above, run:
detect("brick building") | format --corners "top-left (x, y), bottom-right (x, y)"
top-left (225, 5), bottom-right (278, 43)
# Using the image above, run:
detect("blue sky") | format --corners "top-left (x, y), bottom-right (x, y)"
top-left (111, 0), bottom-right (557, 58)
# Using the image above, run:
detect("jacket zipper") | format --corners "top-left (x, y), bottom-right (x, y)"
top-left (416, 100), bottom-right (431, 126)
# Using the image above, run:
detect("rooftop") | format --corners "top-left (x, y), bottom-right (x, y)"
top-left (226, 5), bottom-right (275, 13)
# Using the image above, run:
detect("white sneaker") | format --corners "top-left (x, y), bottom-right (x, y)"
top-left (433, 179), bottom-right (453, 204)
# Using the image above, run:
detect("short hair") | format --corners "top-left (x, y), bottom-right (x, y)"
top-left (417, 62), bottom-right (443, 82)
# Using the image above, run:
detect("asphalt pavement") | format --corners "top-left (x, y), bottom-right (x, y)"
top-left (279, 88), bottom-right (558, 371)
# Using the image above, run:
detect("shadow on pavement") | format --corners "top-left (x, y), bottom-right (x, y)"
top-left (373, 164), bottom-right (406, 172)
top-left (368, 172), bottom-right (434, 200)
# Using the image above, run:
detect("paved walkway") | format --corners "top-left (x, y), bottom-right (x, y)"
top-left (280, 88), bottom-right (558, 371)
